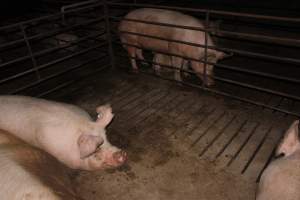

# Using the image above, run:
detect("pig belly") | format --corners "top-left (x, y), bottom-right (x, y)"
top-left (257, 155), bottom-right (300, 200)
top-left (0, 132), bottom-right (80, 200)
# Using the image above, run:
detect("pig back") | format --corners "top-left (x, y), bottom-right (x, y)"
top-left (0, 132), bottom-right (82, 200)
top-left (257, 152), bottom-right (300, 200)
top-left (119, 8), bottom-right (212, 54)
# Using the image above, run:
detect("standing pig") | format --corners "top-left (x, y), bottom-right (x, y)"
top-left (0, 130), bottom-right (83, 200)
top-left (256, 120), bottom-right (300, 200)
top-left (118, 8), bottom-right (226, 86)
top-left (153, 53), bottom-right (190, 77)
top-left (0, 95), bottom-right (127, 170)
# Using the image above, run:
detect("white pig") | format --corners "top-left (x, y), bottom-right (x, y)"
top-left (153, 53), bottom-right (189, 77)
top-left (0, 95), bottom-right (127, 170)
top-left (256, 120), bottom-right (300, 200)
top-left (0, 130), bottom-right (83, 200)
top-left (118, 8), bottom-right (226, 86)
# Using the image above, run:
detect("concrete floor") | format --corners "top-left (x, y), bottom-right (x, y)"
top-left (60, 69), bottom-right (296, 200)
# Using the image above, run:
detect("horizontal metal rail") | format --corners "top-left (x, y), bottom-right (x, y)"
top-left (0, 42), bottom-right (107, 85)
top-left (10, 55), bottom-right (107, 94)
top-left (112, 16), bottom-right (300, 48)
top-left (0, 31), bottom-right (106, 69)
top-left (37, 63), bottom-right (110, 98)
top-left (115, 41), bottom-right (300, 84)
top-left (108, 2), bottom-right (300, 23)
top-left (0, 16), bottom-right (105, 50)
top-left (0, 1), bottom-right (104, 31)
top-left (117, 53), bottom-right (300, 102)
top-left (131, 68), bottom-right (300, 117)
top-left (118, 30), bottom-right (300, 65)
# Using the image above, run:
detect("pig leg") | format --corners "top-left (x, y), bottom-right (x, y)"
top-left (126, 46), bottom-right (139, 73)
top-left (171, 56), bottom-right (184, 82)
top-left (191, 60), bottom-right (215, 86)
top-left (153, 54), bottom-right (162, 75)
top-left (136, 48), bottom-right (148, 66)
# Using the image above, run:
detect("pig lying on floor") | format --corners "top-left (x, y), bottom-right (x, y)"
top-left (257, 120), bottom-right (300, 200)
top-left (0, 129), bottom-right (83, 200)
top-left (0, 95), bottom-right (127, 170)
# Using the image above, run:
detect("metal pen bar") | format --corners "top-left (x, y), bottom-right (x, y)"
top-left (117, 30), bottom-right (300, 65)
top-left (0, 42), bottom-right (106, 85)
top-left (0, 1), bottom-right (104, 31)
top-left (0, 31), bottom-right (106, 69)
top-left (134, 69), bottom-right (300, 117)
top-left (108, 2), bottom-right (300, 23)
top-left (112, 16), bottom-right (300, 48)
top-left (0, 16), bottom-right (105, 50)
top-left (11, 55), bottom-right (106, 94)
top-left (117, 53), bottom-right (300, 102)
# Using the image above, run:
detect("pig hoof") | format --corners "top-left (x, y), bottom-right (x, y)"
top-left (113, 151), bottom-right (127, 165)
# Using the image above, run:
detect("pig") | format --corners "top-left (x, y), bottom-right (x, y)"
top-left (256, 120), bottom-right (300, 200)
top-left (0, 129), bottom-right (83, 200)
top-left (118, 8), bottom-right (226, 86)
top-left (153, 53), bottom-right (189, 77)
top-left (0, 95), bottom-right (127, 170)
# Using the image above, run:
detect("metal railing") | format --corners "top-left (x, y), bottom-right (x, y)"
top-left (107, 1), bottom-right (300, 116)
top-left (0, 0), bottom-right (109, 97)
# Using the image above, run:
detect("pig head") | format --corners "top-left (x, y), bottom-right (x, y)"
top-left (256, 120), bottom-right (300, 200)
top-left (0, 95), bottom-right (127, 171)
top-left (76, 104), bottom-right (127, 170)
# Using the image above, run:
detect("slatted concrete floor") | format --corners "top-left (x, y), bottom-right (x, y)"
top-left (66, 69), bottom-right (296, 200)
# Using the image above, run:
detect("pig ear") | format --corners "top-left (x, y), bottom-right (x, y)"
top-left (78, 134), bottom-right (104, 159)
top-left (96, 104), bottom-right (114, 127)
top-left (276, 120), bottom-right (300, 157)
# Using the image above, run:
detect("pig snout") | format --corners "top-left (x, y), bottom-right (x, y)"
top-left (113, 150), bottom-right (127, 165)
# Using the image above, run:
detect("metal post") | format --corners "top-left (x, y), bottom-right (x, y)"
top-left (203, 10), bottom-right (209, 87)
top-left (20, 25), bottom-right (41, 80)
top-left (103, 0), bottom-right (115, 69)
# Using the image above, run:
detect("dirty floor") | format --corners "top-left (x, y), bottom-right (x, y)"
top-left (60, 69), bottom-right (295, 200)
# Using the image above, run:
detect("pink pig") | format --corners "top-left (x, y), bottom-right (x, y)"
top-left (119, 8), bottom-right (226, 86)
top-left (256, 120), bottom-right (300, 200)
top-left (0, 130), bottom-right (84, 200)
top-left (0, 95), bottom-right (127, 170)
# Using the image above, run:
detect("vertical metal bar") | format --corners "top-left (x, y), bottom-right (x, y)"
top-left (103, 0), bottom-right (115, 69)
top-left (203, 10), bottom-right (209, 87)
top-left (20, 25), bottom-right (41, 80)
